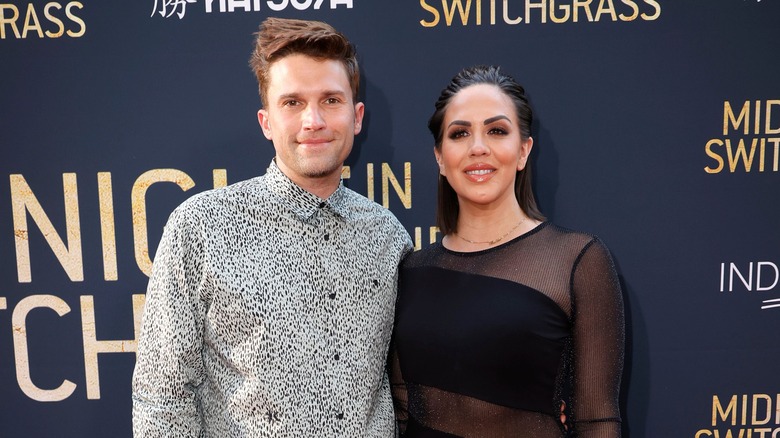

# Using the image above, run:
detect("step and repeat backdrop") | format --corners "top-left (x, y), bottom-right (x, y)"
top-left (1, 1), bottom-right (778, 436)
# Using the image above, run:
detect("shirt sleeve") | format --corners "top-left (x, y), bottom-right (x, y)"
top-left (131, 205), bottom-right (208, 437)
top-left (570, 238), bottom-right (625, 437)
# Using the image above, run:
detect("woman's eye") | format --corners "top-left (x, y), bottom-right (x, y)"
top-left (488, 127), bottom-right (508, 136)
top-left (448, 129), bottom-right (469, 140)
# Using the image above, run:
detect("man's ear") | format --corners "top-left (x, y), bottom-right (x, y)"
top-left (353, 102), bottom-right (365, 135)
top-left (258, 109), bottom-right (272, 140)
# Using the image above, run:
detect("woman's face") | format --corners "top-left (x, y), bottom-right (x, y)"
top-left (435, 84), bottom-right (533, 210)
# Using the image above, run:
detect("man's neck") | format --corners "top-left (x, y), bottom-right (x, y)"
top-left (274, 162), bottom-right (342, 199)
top-left (297, 177), bottom-right (340, 200)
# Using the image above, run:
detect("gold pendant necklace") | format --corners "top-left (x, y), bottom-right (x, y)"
top-left (453, 217), bottom-right (526, 245)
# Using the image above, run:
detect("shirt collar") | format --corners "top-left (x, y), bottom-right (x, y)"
top-left (265, 159), bottom-right (350, 220)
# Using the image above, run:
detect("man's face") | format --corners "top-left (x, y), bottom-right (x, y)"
top-left (258, 54), bottom-right (364, 192)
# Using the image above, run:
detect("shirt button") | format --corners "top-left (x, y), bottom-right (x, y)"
top-left (324, 234), bottom-right (330, 241)
top-left (318, 202), bottom-right (326, 209)
top-left (328, 292), bottom-right (337, 300)
top-left (336, 412), bottom-right (344, 420)
top-left (334, 353), bottom-right (340, 360)
top-left (373, 279), bottom-right (379, 286)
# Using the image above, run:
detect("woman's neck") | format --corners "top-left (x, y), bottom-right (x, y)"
top-left (444, 199), bottom-right (538, 252)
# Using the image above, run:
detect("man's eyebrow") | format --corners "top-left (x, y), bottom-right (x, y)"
top-left (277, 91), bottom-right (347, 100)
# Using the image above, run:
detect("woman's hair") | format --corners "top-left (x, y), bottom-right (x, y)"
top-left (428, 65), bottom-right (545, 235)
top-left (249, 17), bottom-right (360, 108)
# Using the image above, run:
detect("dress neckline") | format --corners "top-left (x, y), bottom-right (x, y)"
top-left (439, 221), bottom-right (549, 256)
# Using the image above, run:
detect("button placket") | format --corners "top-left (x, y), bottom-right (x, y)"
top-left (319, 208), bottom-right (344, 424)
top-left (319, 210), bottom-right (338, 302)
top-left (318, 201), bottom-right (331, 242)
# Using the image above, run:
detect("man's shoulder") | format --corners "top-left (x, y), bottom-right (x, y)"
top-left (176, 176), bottom-right (265, 213)
top-left (164, 176), bottom-right (266, 229)
top-left (340, 186), bottom-right (378, 207)
top-left (344, 186), bottom-right (404, 211)
top-left (341, 188), bottom-right (404, 224)
top-left (340, 187), bottom-right (411, 247)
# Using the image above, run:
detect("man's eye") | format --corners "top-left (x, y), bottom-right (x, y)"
top-left (283, 100), bottom-right (300, 107)
top-left (324, 97), bottom-right (341, 105)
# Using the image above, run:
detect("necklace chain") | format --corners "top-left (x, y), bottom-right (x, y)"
top-left (453, 217), bottom-right (526, 245)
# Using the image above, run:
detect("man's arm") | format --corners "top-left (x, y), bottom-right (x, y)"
top-left (132, 206), bottom-right (208, 437)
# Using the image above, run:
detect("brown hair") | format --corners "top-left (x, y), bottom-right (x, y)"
top-left (428, 65), bottom-right (545, 235)
top-left (249, 17), bottom-right (360, 108)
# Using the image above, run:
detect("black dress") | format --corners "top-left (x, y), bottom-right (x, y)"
top-left (390, 222), bottom-right (624, 437)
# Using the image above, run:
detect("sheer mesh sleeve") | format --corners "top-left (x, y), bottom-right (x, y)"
top-left (388, 341), bottom-right (409, 435)
top-left (569, 239), bottom-right (625, 437)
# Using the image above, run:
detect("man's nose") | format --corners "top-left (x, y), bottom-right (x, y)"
top-left (302, 105), bottom-right (326, 130)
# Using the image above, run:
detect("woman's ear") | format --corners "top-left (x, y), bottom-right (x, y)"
top-left (517, 137), bottom-right (534, 171)
top-left (434, 147), bottom-right (445, 176)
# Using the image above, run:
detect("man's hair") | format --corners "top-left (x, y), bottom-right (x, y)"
top-left (249, 17), bottom-right (360, 108)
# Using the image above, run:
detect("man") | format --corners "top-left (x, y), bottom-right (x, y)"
top-left (132, 17), bottom-right (411, 436)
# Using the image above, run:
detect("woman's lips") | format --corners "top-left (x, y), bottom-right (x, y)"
top-left (464, 164), bottom-right (496, 182)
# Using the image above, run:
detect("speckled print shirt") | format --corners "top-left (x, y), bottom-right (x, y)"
top-left (132, 160), bottom-right (412, 437)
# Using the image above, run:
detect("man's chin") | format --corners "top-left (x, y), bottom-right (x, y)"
top-left (301, 163), bottom-right (343, 179)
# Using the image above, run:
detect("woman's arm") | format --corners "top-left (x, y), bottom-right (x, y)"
top-left (569, 238), bottom-right (625, 437)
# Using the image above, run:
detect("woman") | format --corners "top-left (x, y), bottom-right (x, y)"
top-left (390, 65), bottom-right (624, 437)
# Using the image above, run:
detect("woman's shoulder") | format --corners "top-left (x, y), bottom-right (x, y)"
top-left (538, 222), bottom-right (604, 248)
top-left (529, 222), bottom-right (616, 268)
top-left (400, 242), bottom-right (444, 270)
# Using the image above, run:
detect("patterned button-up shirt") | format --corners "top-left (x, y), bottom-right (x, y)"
top-left (132, 160), bottom-right (412, 437)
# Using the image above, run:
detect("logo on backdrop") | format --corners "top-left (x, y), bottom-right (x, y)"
top-left (719, 261), bottom-right (779, 310)
top-left (0, 2), bottom-right (85, 39)
top-left (695, 394), bottom-right (780, 437)
top-left (151, 0), bottom-right (353, 19)
top-left (418, 0), bottom-right (661, 27)
top-left (704, 100), bottom-right (780, 174)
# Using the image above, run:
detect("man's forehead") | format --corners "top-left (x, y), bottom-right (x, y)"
top-left (268, 61), bottom-right (351, 99)
top-left (268, 55), bottom-right (349, 83)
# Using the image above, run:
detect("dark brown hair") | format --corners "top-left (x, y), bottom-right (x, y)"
top-left (249, 17), bottom-right (359, 107)
top-left (428, 65), bottom-right (545, 235)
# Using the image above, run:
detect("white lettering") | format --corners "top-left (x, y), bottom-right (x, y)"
top-left (730, 262), bottom-right (753, 291)
top-left (757, 262), bottom-right (779, 291)
top-left (290, 0), bottom-right (312, 9)
top-left (266, 0), bottom-right (287, 11)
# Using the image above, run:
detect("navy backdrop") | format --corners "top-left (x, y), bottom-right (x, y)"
top-left (1, 1), bottom-right (779, 436)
